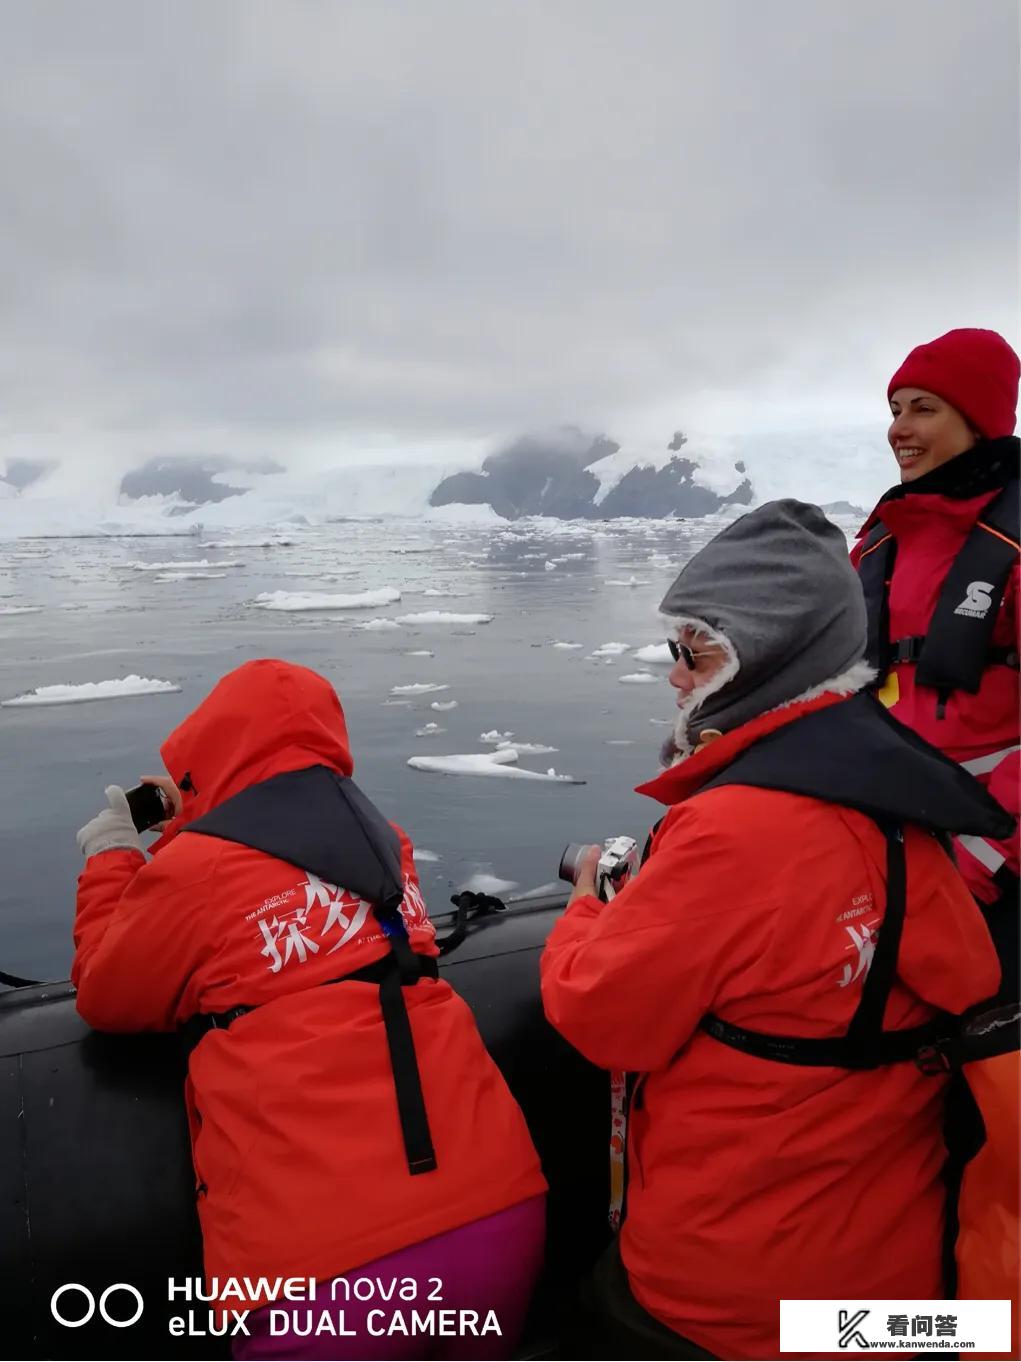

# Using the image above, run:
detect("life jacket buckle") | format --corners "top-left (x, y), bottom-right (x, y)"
top-left (915, 1043), bottom-right (951, 1076)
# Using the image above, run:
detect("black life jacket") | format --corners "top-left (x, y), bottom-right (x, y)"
top-left (181, 765), bottom-right (439, 1176)
top-left (858, 477), bottom-right (1020, 696)
top-left (691, 693), bottom-right (1017, 1069)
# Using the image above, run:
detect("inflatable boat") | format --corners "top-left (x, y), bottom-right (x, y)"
top-left (0, 889), bottom-right (608, 1360)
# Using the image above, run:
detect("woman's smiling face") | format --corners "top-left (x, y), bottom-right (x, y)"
top-left (888, 386), bottom-right (977, 483)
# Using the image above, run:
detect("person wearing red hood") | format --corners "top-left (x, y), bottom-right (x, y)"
top-left (72, 659), bottom-right (546, 1361)
top-left (541, 501), bottom-right (1007, 1361)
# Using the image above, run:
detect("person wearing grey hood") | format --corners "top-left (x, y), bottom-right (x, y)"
top-left (656, 496), bottom-right (875, 764)
top-left (542, 500), bottom-right (1010, 1361)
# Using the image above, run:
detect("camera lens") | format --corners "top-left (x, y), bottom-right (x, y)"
top-left (558, 843), bottom-right (587, 885)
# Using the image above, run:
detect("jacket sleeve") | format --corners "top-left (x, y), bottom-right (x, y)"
top-left (72, 846), bottom-right (213, 1033)
top-left (391, 821), bottom-right (438, 953)
top-left (540, 805), bottom-right (778, 1072)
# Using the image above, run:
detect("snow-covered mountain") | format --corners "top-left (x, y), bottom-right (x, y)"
top-left (0, 425), bottom-right (893, 539)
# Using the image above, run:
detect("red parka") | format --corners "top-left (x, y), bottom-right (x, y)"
top-left (851, 483), bottom-right (1019, 903)
top-left (72, 661), bottom-right (545, 1296)
top-left (541, 693), bottom-right (999, 1362)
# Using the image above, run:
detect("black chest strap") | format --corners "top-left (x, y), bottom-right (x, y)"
top-left (180, 767), bottom-right (439, 1176)
top-left (182, 948), bottom-right (440, 1176)
top-left (702, 823), bottom-right (949, 1070)
top-left (859, 481), bottom-right (1020, 694)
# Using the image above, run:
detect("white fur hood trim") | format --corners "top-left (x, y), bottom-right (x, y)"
top-left (774, 659), bottom-right (877, 709)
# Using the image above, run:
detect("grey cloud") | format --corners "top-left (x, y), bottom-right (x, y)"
top-left (0, 0), bottom-right (1017, 472)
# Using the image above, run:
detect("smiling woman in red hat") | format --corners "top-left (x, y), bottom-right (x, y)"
top-left (851, 328), bottom-right (1020, 1350)
top-left (852, 328), bottom-right (1019, 930)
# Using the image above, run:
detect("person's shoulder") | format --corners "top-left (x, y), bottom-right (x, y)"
top-left (149, 825), bottom-right (230, 882)
top-left (660, 783), bottom-right (821, 846)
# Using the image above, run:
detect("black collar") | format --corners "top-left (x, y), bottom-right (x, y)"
top-left (877, 435), bottom-right (1019, 506)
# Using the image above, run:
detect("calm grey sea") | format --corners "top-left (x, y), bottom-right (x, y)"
top-left (0, 515), bottom-right (727, 980)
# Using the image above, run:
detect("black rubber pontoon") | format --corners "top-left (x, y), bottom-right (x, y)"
top-left (0, 892), bottom-right (608, 1359)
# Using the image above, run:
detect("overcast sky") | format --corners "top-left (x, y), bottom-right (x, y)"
top-left (2, 0), bottom-right (1018, 481)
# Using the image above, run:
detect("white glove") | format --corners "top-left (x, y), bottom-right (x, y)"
top-left (76, 785), bottom-right (145, 859)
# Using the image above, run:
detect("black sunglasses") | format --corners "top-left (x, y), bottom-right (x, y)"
top-left (667, 639), bottom-right (711, 668)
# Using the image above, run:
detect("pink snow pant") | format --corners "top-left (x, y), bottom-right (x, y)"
top-left (233, 1194), bottom-right (546, 1361)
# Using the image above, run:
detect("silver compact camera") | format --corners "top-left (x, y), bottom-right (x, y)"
top-left (559, 835), bottom-right (640, 902)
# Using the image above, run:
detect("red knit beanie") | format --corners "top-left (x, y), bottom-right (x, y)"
top-left (887, 328), bottom-right (1020, 438)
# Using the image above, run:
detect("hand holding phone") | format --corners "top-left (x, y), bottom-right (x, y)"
top-left (124, 776), bottom-right (183, 833)
top-left (124, 783), bottom-right (171, 832)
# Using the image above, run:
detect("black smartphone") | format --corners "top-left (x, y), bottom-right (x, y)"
top-left (124, 783), bottom-right (170, 833)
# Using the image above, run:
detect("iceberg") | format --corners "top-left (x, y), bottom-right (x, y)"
top-left (458, 872), bottom-right (520, 895)
top-left (407, 748), bottom-right (583, 783)
top-left (397, 611), bottom-right (494, 625)
top-left (254, 587), bottom-right (402, 611)
top-left (127, 559), bottom-right (243, 571)
top-left (2, 675), bottom-right (182, 707)
top-left (155, 571), bottom-right (228, 581)
top-left (633, 643), bottom-right (674, 663)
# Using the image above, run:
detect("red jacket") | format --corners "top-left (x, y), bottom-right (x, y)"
top-left (72, 660), bottom-right (545, 1296)
top-left (852, 486), bottom-right (1019, 902)
top-left (541, 694), bottom-right (999, 1362)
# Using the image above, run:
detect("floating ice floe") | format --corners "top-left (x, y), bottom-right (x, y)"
top-left (406, 649), bottom-right (434, 657)
top-left (2, 675), bottom-right (182, 707)
top-left (606, 739), bottom-right (635, 745)
top-left (516, 881), bottom-right (564, 899)
top-left (359, 618), bottom-right (402, 631)
top-left (589, 641), bottom-right (631, 659)
top-left (413, 848), bottom-right (440, 863)
top-left (497, 740), bottom-right (558, 755)
top-left (459, 872), bottom-right (520, 895)
top-left (480, 729), bottom-right (514, 743)
top-left (397, 611), bottom-right (493, 625)
top-left (128, 558), bottom-right (243, 571)
top-left (407, 748), bottom-right (583, 783)
top-left (606, 577), bottom-right (651, 587)
top-left (431, 700), bottom-right (459, 711)
top-left (544, 561), bottom-right (556, 571)
top-left (0, 606), bottom-right (43, 615)
top-left (255, 587), bottom-right (402, 611)
top-left (422, 588), bottom-right (462, 597)
top-left (415, 723), bottom-right (445, 737)
top-left (155, 571), bottom-right (228, 581)
top-left (650, 718), bottom-right (673, 725)
top-left (633, 642), bottom-right (675, 664)
top-left (391, 683), bottom-right (450, 695)
top-left (202, 539), bottom-right (294, 548)
top-left (619, 672), bottom-right (659, 685)
top-left (284, 567), bottom-right (360, 579)
top-left (551, 641), bottom-right (584, 650)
